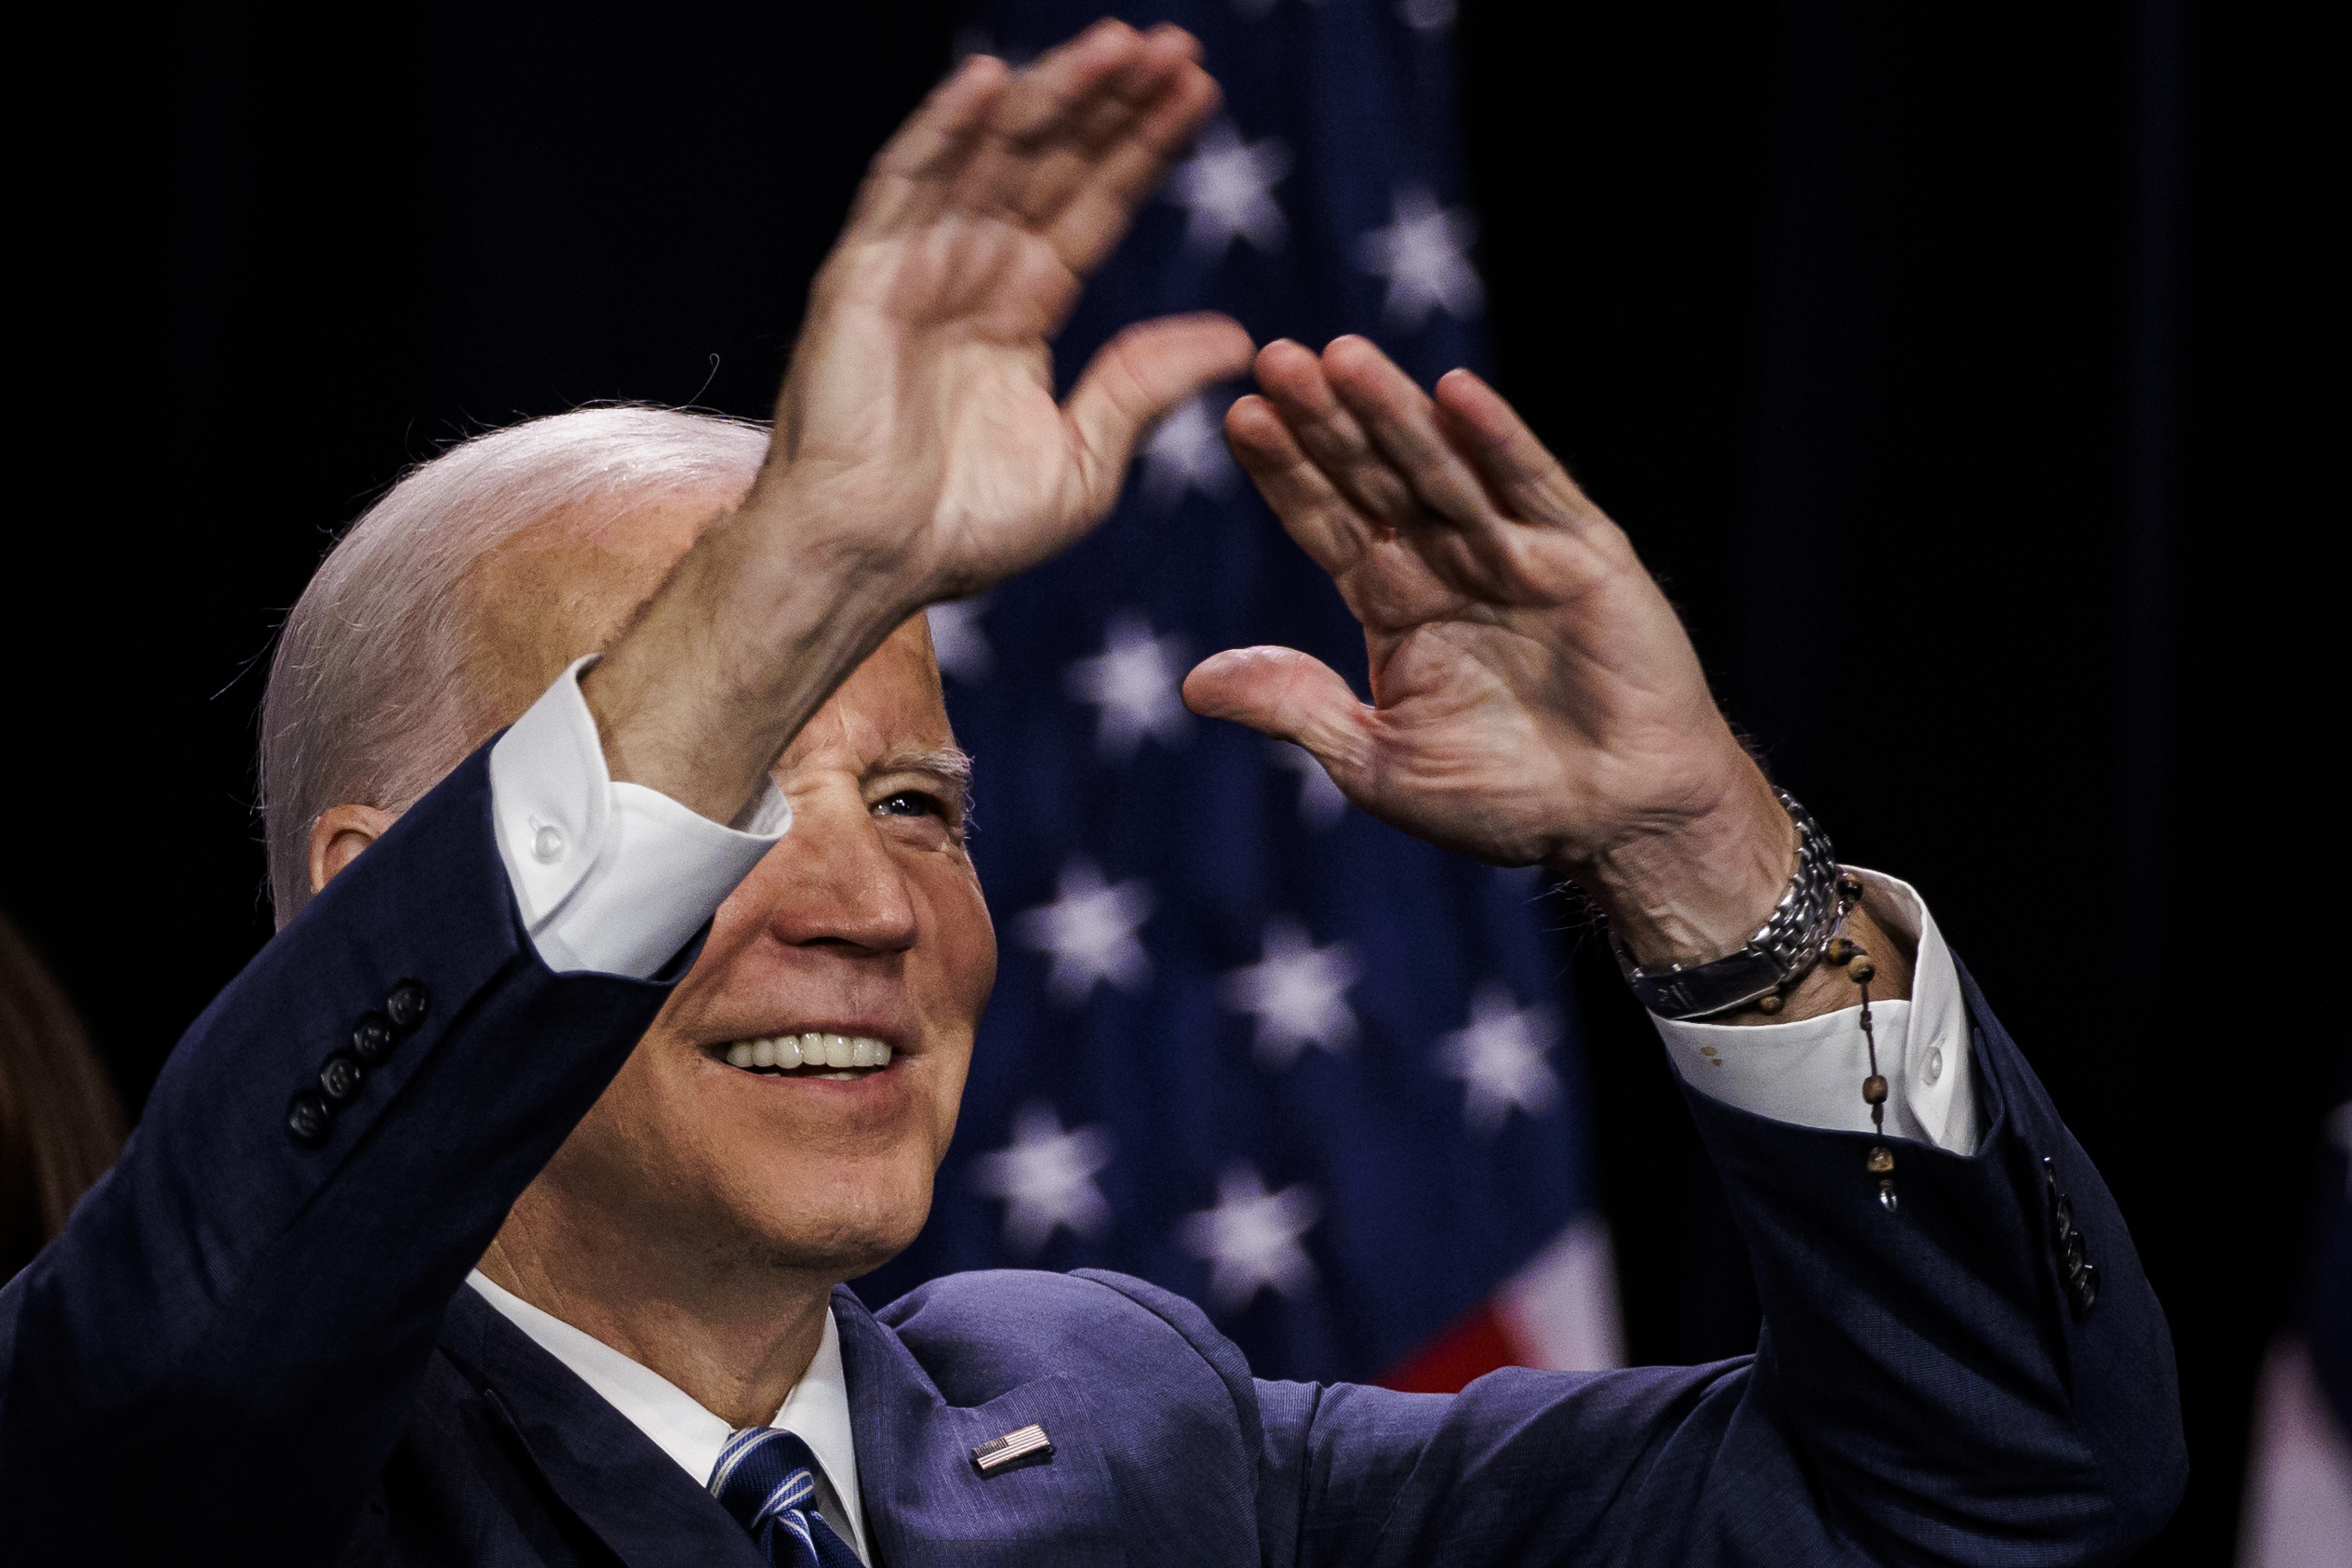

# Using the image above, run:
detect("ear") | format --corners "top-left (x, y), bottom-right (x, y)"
top-left (309, 804), bottom-right (400, 896)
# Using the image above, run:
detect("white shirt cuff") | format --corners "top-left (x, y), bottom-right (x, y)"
top-left (1650, 869), bottom-right (1982, 1154)
top-left (487, 657), bottom-right (791, 978)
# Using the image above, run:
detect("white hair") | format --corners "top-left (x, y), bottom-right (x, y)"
top-left (260, 407), bottom-right (768, 926)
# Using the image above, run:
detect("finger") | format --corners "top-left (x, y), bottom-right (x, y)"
top-left (990, 56), bottom-right (1175, 247)
top-left (1321, 335), bottom-right (1508, 531)
top-left (851, 53), bottom-right (1013, 235)
top-left (991, 19), bottom-right (1161, 143)
top-left (1431, 367), bottom-right (1599, 530)
top-left (1063, 313), bottom-right (1256, 516)
top-left (1182, 647), bottom-right (1371, 787)
top-left (948, 21), bottom-right (1156, 220)
top-left (1225, 393), bottom-right (1375, 579)
top-left (1044, 61), bottom-right (1223, 274)
top-left (982, 29), bottom-right (1212, 273)
top-left (1250, 338), bottom-right (1421, 527)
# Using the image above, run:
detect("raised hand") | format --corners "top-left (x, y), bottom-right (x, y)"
top-left (756, 21), bottom-right (1255, 603)
top-left (1186, 336), bottom-right (1796, 968)
top-left (587, 22), bottom-right (1251, 828)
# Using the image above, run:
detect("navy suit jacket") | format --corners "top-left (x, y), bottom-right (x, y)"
top-left (0, 746), bottom-right (2184, 1563)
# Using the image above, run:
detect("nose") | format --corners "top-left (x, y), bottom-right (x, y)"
top-left (751, 783), bottom-right (920, 955)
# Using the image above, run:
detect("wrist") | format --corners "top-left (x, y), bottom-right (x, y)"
top-left (583, 499), bottom-right (920, 825)
top-left (1548, 757), bottom-right (1793, 969)
top-left (1715, 891), bottom-right (1915, 1024)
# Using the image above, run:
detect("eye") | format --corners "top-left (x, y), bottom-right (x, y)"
top-left (872, 790), bottom-right (965, 845)
top-left (874, 791), bottom-right (941, 820)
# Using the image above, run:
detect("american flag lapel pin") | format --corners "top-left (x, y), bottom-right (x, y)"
top-left (970, 1423), bottom-right (1053, 1473)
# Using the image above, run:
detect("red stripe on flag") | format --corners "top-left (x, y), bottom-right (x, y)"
top-left (1376, 1218), bottom-right (1626, 1391)
top-left (1378, 1302), bottom-right (1525, 1394)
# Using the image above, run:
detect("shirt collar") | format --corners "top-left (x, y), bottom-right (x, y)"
top-left (465, 1271), bottom-right (866, 1559)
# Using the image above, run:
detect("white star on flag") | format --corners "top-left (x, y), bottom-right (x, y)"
top-left (925, 595), bottom-right (992, 684)
top-left (1354, 186), bottom-right (1483, 331)
top-left (1168, 120), bottom-right (1292, 259)
top-left (1140, 394), bottom-right (1240, 508)
top-left (1223, 917), bottom-right (1361, 1069)
top-left (972, 1102), bottom-right (1115, 1257)
top-left (1181, 1163), bottom-right (1322, 1315)
top-left (1437, 983), bottom-right (1561, 1135)
top-left (1064, 612), bottom-right (1194, 759)
top-left (1013, 859), bottom-right (1156, 1007)
top-left (1271, 741), bottom-right (1348, 829)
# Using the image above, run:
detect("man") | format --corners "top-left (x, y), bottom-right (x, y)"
top-left (0, 20), bottom-right (2182, 1565)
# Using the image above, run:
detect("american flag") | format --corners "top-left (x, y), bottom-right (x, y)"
top-left (854, 0), bottom-right (1621, 1388)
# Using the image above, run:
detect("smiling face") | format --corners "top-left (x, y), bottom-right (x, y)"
top-left (521, 614), bottom-right (996, 1285)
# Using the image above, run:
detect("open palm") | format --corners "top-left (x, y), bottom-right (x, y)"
top-left (752, 22), bottom-right (1254, 605)
top-left (1187, 336), bottom-right (1755, 873)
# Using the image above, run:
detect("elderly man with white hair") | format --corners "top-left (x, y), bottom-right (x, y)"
top-left (0, 19), bottom-right (2181, 1567)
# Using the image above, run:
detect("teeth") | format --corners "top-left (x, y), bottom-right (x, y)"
top-left (721, 1034), bottom-right (892, 1073)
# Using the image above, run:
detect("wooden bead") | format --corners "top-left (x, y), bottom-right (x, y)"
top-left (1848, 959), bottom-right (1876, 984)
top-left (1867, 1146), bottom-right (1895, 1174)
top-left (1824, 937), bottom-right (1858, 966)
top-left (1863, 1074), bottom-right (1888, 1104)
top-left (1757, 994), bottom-right (1784, 1016)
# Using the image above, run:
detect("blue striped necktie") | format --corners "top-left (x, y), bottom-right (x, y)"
top-left (708, 1426), bottom-right (863, 1568)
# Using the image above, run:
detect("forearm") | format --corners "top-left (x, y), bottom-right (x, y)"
top-left (1686, 966), bottom-right (2184, 1561)
top-left (0, 748), bottom-right (674, 1552)
top-left (582, 485), bottom-right (923, 828)
top-left (1263, 964), bottom-right (2180, 1567)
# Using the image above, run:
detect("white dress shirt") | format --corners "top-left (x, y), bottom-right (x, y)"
top-left (467, 1272), bottom-right (868, 1561)
top-left (469, 663), bottom-right (1987, 1554)
top-left (1653, 869), bottom-right (1981, 1154)
top-left (487, 656), bottom-right (792, 978)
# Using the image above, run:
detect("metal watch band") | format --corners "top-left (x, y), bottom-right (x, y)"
top-left (1613, 789), bottom-right (1841, 1020)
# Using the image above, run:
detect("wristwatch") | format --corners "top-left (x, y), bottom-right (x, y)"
top-left (1612, 789), bottom-right (1843, 1020)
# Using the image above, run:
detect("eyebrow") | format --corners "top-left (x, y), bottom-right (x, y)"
top-left (871, 745), bottom-right (974, 790)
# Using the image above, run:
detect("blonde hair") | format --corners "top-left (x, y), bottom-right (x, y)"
top-left (259, 407), bottom-right (767, 925)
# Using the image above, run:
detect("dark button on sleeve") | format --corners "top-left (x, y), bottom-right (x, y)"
top-left (286, 1090), bottom-right (335, 1146)
top-left (318, 1053), bottom-right (365, 1105)
top-left (2069, 1262), bottom-right (2100, 1320)
top-left (2043, 1157), bottom-right (2097, 1321)
top-left (350, 1012), bottom-right (396, 1065)
top-left (385, 981), bottom-right (430, 1032)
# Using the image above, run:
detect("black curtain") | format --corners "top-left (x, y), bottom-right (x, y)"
top-left (5, 5), bottom-right (2336, 1562)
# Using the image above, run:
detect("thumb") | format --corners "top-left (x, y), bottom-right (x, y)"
top-left (1184, 645), bottom-right (1370, 786)
top-left (1064, 313), bottom-right (1256, 514)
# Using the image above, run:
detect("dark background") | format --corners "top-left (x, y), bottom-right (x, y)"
top-left (4, 4), bottom-right (2337, 1561)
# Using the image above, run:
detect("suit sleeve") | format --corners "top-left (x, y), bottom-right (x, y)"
top-left (0, 745), bottom-right (688, 1558)
top-left (1250, 961), bottom-right (2186, 1567)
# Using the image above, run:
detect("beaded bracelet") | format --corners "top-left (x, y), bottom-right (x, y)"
top-left (1815, 870), bottom-right (1898, 1212)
